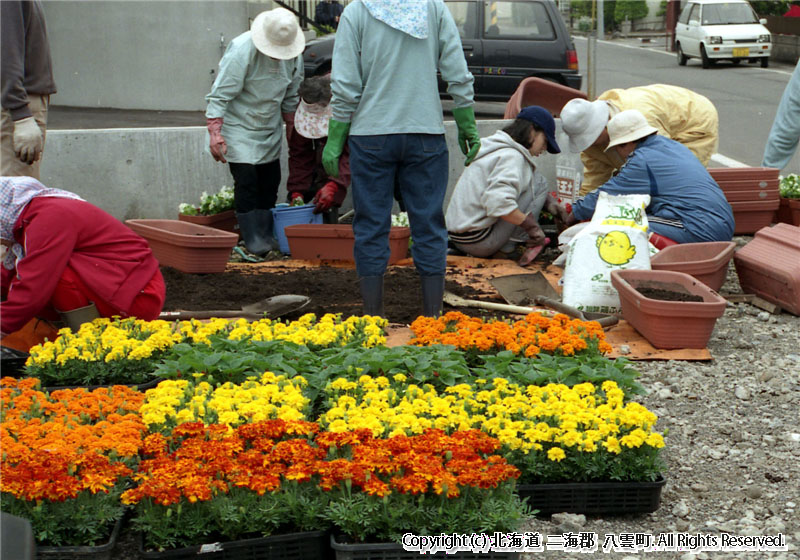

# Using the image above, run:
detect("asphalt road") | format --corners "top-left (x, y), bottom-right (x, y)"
top-left (573, 34), bottom-right (800, 172)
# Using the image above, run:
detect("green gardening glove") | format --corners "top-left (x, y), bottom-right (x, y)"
top-left (452, 106), bottom-right (481, 166)
top-left (322, 119), bottom-right (351, 178)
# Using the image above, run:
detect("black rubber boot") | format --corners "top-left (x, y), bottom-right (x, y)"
top-left (359, 276), bottom-right (384, 317)
top-left (236, 210), bottom-right (278, 256)
top-left (421, 275), bottom-right (445, 317)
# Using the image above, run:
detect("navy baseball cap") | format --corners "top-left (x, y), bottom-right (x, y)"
top-left (516, 106), bottom-right (561, 154)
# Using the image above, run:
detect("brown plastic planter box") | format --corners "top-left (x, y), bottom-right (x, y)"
top-left (126, 219), bottom-right (238, 274)
top-left (775, 197), bottom-right (800, 226)
top-left (284, 224), bottom-right (411, 264)
top-left (709, 167), bottom-right (780, 183)
top-left (733, 223), bottom-right (800, 316)
top-left (610, 269), bottom-right (727, 349)
top-left (729, 200), bottom-right (781, 234)
top-left (650, 241), bottom-right (736, 292)
top-left (722, 189), bottom-right (779, 202)
top-left (178, 209), bottom-right (238, 235)
top-left (715, 178), bottom-right (779, 192)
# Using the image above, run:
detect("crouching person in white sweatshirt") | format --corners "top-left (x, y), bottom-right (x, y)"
top-left (445, 106), bottom-right (565, 265)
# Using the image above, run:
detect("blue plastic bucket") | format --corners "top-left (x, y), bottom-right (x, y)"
top-left (271, 204), bottom-right (323, 254)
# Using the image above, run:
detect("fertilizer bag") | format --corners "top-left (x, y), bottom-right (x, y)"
top-left (562, 192), bottom-right (652, 314)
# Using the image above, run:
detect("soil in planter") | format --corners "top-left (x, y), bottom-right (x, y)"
top-left (636, 287), bottom-right (704, 303)
top-left (162, 265), bottom-right (513, 324)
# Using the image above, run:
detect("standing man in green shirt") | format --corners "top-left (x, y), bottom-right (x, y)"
top-left (323, 0), bottom-right (479, 318)
top-left (205, 8), bottom-right (304, 256)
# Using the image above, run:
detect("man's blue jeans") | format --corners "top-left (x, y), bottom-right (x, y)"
top-left (349, 134), bottom-right (449, 277)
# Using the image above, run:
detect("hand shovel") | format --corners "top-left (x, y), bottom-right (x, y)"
top-left (489, 272), bottom-right (619, 329)
top-left (158, 295), bottom-right (310, 321)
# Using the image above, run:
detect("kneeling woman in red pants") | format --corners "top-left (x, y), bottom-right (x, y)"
top-left (1, 176), bottom-right (165, 336)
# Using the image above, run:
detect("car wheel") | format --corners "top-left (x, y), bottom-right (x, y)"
top-left (677, 43), bottom-right (688, 66)
top-left (761, 57), bottom-right (769, 68)
top-left (700, 45), bottom-right (713, 69)
top-left (732, 59), bottom-right (741, 65)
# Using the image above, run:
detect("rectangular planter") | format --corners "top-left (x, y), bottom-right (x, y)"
top-left (649, 241), bottom-right (736, 292)
top-left (271, 204), bottom-right (324, 254)
top-left (138, 529), bottom-right (331, 560)
top-left (775, 197), bottom-right (800, 226)
top-left (285, 225), bottom-right (411, 264)
top-left (125, 219), bottom-right (238, 274)
top-left (518, 475), bottom-right (666, 515)
top-left (708, 167), bottom-right (780, 183)
top-left (729, 199), bottom-right (781, 235)
top-left (36, 514), bottom-right (123, 560)
top-left (721, 188), bottom-right (779, 202)
top-left (733, 223), bottom-right (800, 316)
top-left (330, 535), bottom-right (518, 560)
top-left (178, 210), bottom-right (238, 235)
top-left (715, 178), bottom-right (779, 192)
top-left (610, 269), bottom-right (727, 349)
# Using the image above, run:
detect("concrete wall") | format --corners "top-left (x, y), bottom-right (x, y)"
top-left (43, 1), bottom-right (252, 111)
top-left (39, 121), bottom-right (581, 222)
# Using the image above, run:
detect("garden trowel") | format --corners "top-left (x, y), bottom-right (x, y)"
top-left (489, 272), bottom-right (619, 328)
top-left (158, 294), bottom-right (310, 321)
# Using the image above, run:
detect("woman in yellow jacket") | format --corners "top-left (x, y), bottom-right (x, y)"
top-left (560, 84), bottom-right (718, 196)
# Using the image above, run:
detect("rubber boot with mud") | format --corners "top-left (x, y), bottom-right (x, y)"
top-left (420, 275), bottom-right (445, 317)
top-left (359, 276), bottom-right (384, 317)
top-left (236, 210), bottom-right (278, 256)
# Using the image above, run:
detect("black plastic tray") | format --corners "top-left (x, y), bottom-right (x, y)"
top-left (518, 475), bottom-right (666, 515)
top-left (138, 529), bottom-right (333, 560)
top-left (36, 514), bottom-right (123, 560)
top-left (1, 345), bottom-right (30, 377)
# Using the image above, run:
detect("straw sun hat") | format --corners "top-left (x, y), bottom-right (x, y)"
top-left (251, 8), bottom-right (305, 60)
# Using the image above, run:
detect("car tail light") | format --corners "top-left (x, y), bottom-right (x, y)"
top-left (567, 49), bottom-right (578, 71)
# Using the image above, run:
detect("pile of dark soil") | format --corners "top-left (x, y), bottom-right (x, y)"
top-left (162, 264), bottom-right (504, 325)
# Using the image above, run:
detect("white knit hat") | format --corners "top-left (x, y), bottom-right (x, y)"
top-left (606, 110), bottom-right (659, 150)
top-left (560, 98), bottom-right (610, 153)
top-left (251, 8), bottom-right (305, 60)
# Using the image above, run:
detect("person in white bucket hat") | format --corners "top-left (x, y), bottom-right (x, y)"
top-left (560, 84), bottom-right (718, 196)
top-left (557, 109), bottom-right (734, 245)
top-left (286, 74), bottom-right (350, 219)
top-left (204, 8), bottom-right (305, 256)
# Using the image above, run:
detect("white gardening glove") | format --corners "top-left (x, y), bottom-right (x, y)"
top-left (13, 117), bottom-right (43, 165)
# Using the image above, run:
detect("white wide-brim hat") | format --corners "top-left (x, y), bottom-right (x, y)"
top-left (295, 100), bottom-right (333, 139)
top-left (560, 98), bottom-right (610, 153)
top-left (606, 109), bottom-right (659, 150)
top-left (251, 8), bottom-right (305, 60)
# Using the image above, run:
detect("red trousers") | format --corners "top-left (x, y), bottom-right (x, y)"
top-left (48, 266), bottom-right (165, 320)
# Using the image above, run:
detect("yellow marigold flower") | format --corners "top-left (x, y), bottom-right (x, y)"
top-left (547, 447), bottom-right (566, 462)
top-left (603, 436), bottom-right (622, 454)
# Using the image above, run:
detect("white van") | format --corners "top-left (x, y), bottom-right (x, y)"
top-left (675, 0), bottom-right (772, 69)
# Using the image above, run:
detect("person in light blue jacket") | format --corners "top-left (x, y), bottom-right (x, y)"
top-left (322, 0), bottom-right (479, 319)
top-left (205, 8), bottom-right (304, 256)
top-left (567, 110), bottom-right (734, 244)
top-left (763, 60), bottom-right (800, 171)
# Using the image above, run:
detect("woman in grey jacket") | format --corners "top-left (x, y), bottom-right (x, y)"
top-left (445, 106), bottom-right (563, 262)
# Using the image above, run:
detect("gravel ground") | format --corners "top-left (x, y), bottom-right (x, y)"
top-left (110, 236), bottom-right (800, 559)
top-left (518, 236), bottom-right (800, 559)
